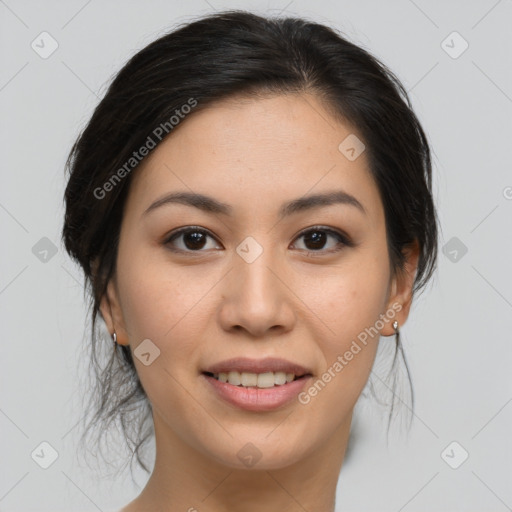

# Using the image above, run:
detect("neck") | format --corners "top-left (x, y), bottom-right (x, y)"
top-left (123, 411), bottom-right (352, 512)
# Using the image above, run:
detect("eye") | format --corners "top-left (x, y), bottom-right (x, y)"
top-left (163, 225), bottom-right (352, 255)
top-left (291, 226), bottom-right (352, 254)
top-left (163, 226), bottom-right (222, 252)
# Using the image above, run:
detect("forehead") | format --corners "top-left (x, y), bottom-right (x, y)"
top-left (125, 93), bottom-right (384, 225)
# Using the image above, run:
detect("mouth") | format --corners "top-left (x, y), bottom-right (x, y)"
top-left (201, 369), bottom-right (313, 412)
top-left (201, 357), bottom-right (314, 389)
top-left (202, 370), bottom-right (311, 389)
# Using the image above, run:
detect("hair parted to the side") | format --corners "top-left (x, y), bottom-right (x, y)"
top-left (62, 10), bottom-right (439, 479)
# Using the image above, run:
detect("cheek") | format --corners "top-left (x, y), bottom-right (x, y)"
top-left (114, 249), bottom-right (217, 412)
top-left (296, 250), bottom-right (390, 349)
top-left (298, 249), bottom-right (390, 399)
top-left (116, 245), bottom-right (216, 344)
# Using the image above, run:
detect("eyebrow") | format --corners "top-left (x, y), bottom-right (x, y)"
top-left (142, 190), bottom-right (366, 218)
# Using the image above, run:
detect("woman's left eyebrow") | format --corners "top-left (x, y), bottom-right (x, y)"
top-left (142, 190), bottom-right (366, 218)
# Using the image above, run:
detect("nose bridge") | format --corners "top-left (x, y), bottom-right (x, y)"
top-left (218, 234), bottom-right (295, 336)
top-left (238, 241), bottom-right (278, 299)
top-left (236, 235), bottom-right (282, 307)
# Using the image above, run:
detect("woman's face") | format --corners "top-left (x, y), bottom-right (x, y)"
top-left (101, 92), bottom-right (416, 470)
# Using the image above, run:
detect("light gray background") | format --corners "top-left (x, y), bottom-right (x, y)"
top-left (1, 1), bottom-right (511, 511)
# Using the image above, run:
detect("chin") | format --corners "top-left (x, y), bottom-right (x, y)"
top-left (200, 433), bottom-right (311, 471)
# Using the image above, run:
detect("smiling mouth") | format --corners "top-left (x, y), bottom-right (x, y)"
top-left (202, 371), bottom-right (310, 389)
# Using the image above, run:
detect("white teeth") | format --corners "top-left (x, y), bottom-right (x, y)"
top-left (241, 372), bottom-right (258, 387)
top-left (257, 372), bottom-right (275, 388)
top-left (274, 372), bottom-right (287, 385)
top-left (227, 371), bottom-right (241, 386)
top-left (212, 371), bottom-right (300, 388)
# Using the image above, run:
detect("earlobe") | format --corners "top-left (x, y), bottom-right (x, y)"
top-left (382, 240), bottom-right (420, 336)
top-left (99, 279), bottom-right (129, 345)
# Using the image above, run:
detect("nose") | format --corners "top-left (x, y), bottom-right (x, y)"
top-left (217, 245), bottom-right (296, 338)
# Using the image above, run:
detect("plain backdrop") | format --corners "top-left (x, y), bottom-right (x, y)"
top-left (1, 1), bottom-right (511, 511)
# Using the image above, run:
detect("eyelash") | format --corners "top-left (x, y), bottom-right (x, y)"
top-left (163, 225), bottom-right (354, 256)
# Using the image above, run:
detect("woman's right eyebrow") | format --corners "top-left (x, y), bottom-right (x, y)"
top-left (142, 190), bottom-right (366, 218)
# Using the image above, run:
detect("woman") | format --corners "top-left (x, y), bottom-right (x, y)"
top-left (62, 10), bottom-right (438, 511)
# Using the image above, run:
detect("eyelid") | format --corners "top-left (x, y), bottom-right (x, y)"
top-left (163, 226), bottom-right (222, 247)
top-left (290, 225), bottom-right (354, 254)
top-left (163, 225), bottom-right (353, 253)
top-left (293, 225), bottom-right (352, 244)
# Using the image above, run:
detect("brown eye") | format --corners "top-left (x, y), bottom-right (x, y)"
top-left (164, 227), bottom-right (221, 252)
top-left (303, 230), bottom-right (328, 250)
top-left (292, 226), bottom-right (351, 254)
top-left (163, 225), bottom-right (352, 255)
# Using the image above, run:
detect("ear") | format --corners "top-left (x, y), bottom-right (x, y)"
top-left (381, 240), bottom-right (420, 336)
top-left (99, 277), bottom-right (130, 346)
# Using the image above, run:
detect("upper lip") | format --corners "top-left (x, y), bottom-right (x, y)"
top-left (202, 357), bottom-right (313, 377)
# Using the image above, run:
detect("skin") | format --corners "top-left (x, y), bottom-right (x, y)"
top-left (99, 92), bottom-right (419, 512)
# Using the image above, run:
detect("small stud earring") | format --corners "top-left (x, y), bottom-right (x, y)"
top-left (112, 331), bottom-right (117, 344)
top-left (392, 320), bottom-right (399, 332)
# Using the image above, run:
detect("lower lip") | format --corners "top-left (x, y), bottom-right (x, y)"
top-left (202, 373), bottom-right (312, 412)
